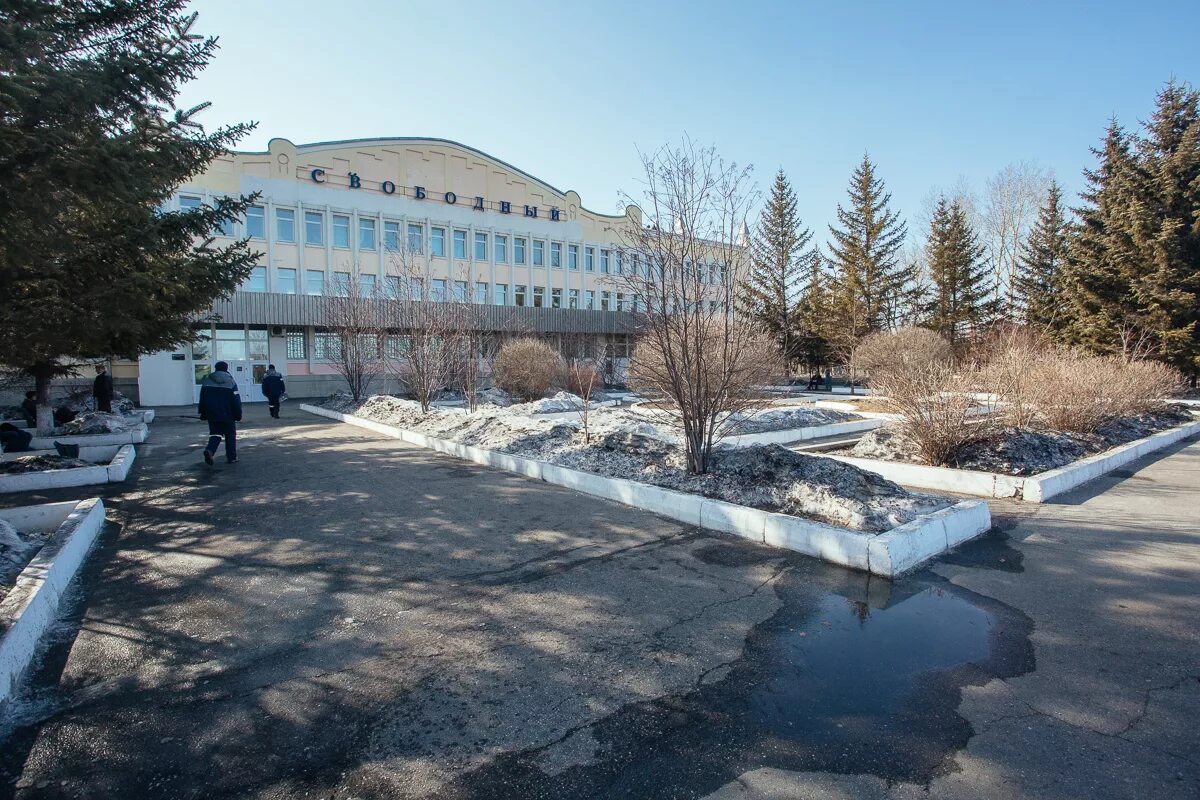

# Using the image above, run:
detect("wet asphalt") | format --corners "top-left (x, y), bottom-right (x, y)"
top-left (0, 407), bottom-right (1196, 799)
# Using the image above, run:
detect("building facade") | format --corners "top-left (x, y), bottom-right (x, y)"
top-left (138, 137), bottom-right (651, 405)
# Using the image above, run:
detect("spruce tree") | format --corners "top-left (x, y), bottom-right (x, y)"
top-left (1016, 181), bottom-right (1071, 333)
top-left (923, 196), bottom-right (993, 350)
top-left (825, 154), bottom-right (908, 367)
top-left (739, 169), bottom-right (817, 368)
top-left (0, 1), bottom-right (259, 432)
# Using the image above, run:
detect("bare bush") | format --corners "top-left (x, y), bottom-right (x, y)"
top-left (564, 360), bottom-right (603, 442)
top-left (977, 326), bottom-right (1047, 427)
top-left (321, 273), bottom-right (386, 403)
top-left (493, 338), bottom-right (562, 401)
top-left (853, 327), bottom-right (952, 379)
top-left (1025, 351), bottom-right (1183, 433)
top-left (872, 362), bottom-right (995, 466)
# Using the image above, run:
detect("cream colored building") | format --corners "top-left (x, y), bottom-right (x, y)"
top-left (139, 137), bottom-right (656, 405)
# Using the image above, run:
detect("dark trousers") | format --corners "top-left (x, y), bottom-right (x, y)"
top-left (206, 420), bottom-right (237, 461)
top-left (96, 396), bottom-right (112, 413)
top-left (266, 397), bottom-right (281, 418)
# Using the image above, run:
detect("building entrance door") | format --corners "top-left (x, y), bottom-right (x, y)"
top-left (192, 360), bottom-right (268, 403)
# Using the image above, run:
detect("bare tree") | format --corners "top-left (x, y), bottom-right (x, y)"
top-left (610, 137), bottom-right (780, 474)
top-left (320, 272), bottom-right (386, 403)
top-left (380, 257), bottom-right (457, 414)
top-left (561, 333), bottom-right (606, 443)
top-left (983, 162), bottom-right (1050, 320)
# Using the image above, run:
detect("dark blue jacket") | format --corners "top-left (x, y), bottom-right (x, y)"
top-left (261, 371), bottom-right (285, 401)
top-left (198, 370), bottom-right (242, 423)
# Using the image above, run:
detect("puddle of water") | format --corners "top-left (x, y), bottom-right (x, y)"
top-left (452, 562), bottom-right (1034, 799)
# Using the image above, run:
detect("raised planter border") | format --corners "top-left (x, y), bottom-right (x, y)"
top-left (28, 423), bottom-right (148, 451)
top-left (0, 444), bottom-right (136, 494)
top-left (824, 418), bottom-right (1200, 503)
top-left (301, 403), bottom-right (990, 577)
top-left (0, 498), bottom-right (106, 709)
top-left (723, 418), bottom-right (884, 448)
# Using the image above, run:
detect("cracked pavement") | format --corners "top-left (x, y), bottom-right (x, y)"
top-left (0, 408), bottom-right (1197, 799)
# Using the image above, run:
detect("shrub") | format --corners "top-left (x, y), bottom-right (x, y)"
top-left (1024, 351), bottom-right (1184, 433)
top-left (853, 328), bottom-right (953, 380)
top-left (564, 361), bottom-right (603, 399)
top-left (872, 361), bottom-right (996, 466)
top-left (493, 338), bottom-right (563, 401)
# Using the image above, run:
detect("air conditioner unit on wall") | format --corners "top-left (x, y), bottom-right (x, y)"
top-left (271, 326), bottom-right (285, 336)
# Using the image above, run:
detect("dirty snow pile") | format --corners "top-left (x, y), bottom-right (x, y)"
top-left (57, 411), bottom-right (131, 435)
top-left (725, 406), bottom-right (858, 435)
top-left (61, 388), bottom-right (137, 416)
top-left (0, 454), bottom-right (91, 474)
top-left (321, 393), bottom-right (949, 532)
top-left (851, 406), bottom-right (1196, 475)
top-left (0, 518), bottom-right (52, 610)
top-left (500, 391), bottom-right (614, 415)
top-left (475, 388), bottom-right (514, 407)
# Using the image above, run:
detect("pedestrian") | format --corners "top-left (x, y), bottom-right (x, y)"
top-left (824, 368), bottom-right (833, 392)
top-left (261, 365), bottom-right (285, 419)
top-left (198, 361), bottom-right (242, 465)
top-left (0, 422), bottom-right (33, 453)
top-left (20, 391), bottom-right (37, 427)
top-left (93, 364), bottom-right (114, 413)
top-left (805, 371), bottom-right (821, 391)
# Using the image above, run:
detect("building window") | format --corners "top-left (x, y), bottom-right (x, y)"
top-left (494, 283), bottom-right (508, 305)
top-left (179, 195), bottom-right (201, 211)
top-left (453, 280), bottom-right (467, 302)
top-left (384, 335), bottom-right (408, 359)
top-left (585, 290), bottom-right (595, 310)
top-left (306, 270), bottom-right (324, 295)
top-left (407, 223), bottom-right (423, 254)
top-left (246, 205), bottom-right (265, 239)
top-left (615, 252), bottom-right (623, 274)
top-left (385, 221), bottom-right (401, 252)
top-left (550, 242), bottom-right (561, 269)
top-left (214, 327), bottom-right (247, 360)
top-left (332, 214), bottom-right (350, 248)
top-left (359, 218), bottom-right (376, 250)
top-left (533, 286), bottom-right (545, 307)
top-left (600, 290), bottom-right (611, 311)
top-left (276, 208), bottom-right (295, 243)
top-left (568, 288), bottom-right (579, 309)
top-left (514, 284), bottom-right (527, 306)
top-left (408, 277), bottom-right (424, 301)
top-left (585, 247), bottom-right (595, 271)
top-left (430, 279), bottom-right (446, 302)
top-left (616, 292), bottom-right (626, 311)
top-left (305, 211), bottom-right (323, 245)
top-left (333, 271), bottom-right (351, 296)
top-left (360, 274), bottom-right (376, 297)
top-left (245, 266), bottom-right (267, 292)
top-left (277, 268), bottom-right (297, 294)
top-left (286, 329), bottom-right (306, 360)
top-left (474, 281), bottom-right (488, 304)
top-left (314, 331), bottom-right (340, 360)
top-left (600, 249), bottom-right (610, 274)
top-left (514, 237), bottom-right (527, 265)
top-left (568, 245), bottom-right (579, 270)
top-left (551, 288), bottom-right (562, 308)
top-left (532, 240), bottom-right (545, 267)
top-left (431, 227), bottom-right (446, 257)
top-left (474, 232), bottom-right (488, 261)
top-left (450, 229), bottom-right (466, 259)
top-left (494, 235), bottom-right (507, 263)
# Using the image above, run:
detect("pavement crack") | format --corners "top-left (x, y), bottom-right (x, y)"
top-left (652, 561), bottom-right (790, 646)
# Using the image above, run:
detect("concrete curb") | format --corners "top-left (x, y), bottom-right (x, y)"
top-left (29, 423), bottom-right (148, 450)
top-left (0, 498), bottom-right (106, 710)
top-left (723, 418), bottom-right (884, 448)
top-left (0, 444), bottom-right (136, 494)
top-left (302, 404), bottom-right (990, 577)
top-left (824, 419), bottom-right (1200, 503)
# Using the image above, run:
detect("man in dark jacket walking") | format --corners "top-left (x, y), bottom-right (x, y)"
top-left (261, 365), bottom-right (285, 419)
top-left (198, 361), bottom-right (242, 464)
top-left (93, 364), bottom-right (114, 413)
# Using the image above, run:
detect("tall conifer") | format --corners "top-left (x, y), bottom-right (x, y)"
top-left (1016, 181), bottom-right (1071, 332)
top-left (923, 196), bottom-right (993, 350)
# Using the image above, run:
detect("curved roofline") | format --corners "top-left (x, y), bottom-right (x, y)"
top-left (238, 136), bottom-right (630, 221)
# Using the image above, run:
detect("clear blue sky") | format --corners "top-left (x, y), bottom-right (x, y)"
top-left (177, 0), bottom-right (1200, 241)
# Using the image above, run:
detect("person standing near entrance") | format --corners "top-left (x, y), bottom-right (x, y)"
top-left (261, 365), bottom-right (285, 419)
top-left (93, 364), bottom-right (114, 413)
top-left (198, 361), bottom-right (242, 465)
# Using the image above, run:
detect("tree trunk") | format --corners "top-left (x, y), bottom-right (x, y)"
top-left (34, 363), bottom-right (54, 436)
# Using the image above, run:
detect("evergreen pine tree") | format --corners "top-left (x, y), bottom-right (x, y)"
top-left (1016, 181), bottom-right (1071, 333)
top-left (923, 196), bottom-right (993, 350)
top-left (825, 154), bottom-right (908, 365)
top-left (739, 170), bottom-right (817, 368)
top-left (0, 1), bottom-right (259, 432)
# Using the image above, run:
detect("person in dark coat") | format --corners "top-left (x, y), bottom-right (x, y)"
top-left (0, 422), bottom-right (33, 453)
top-left (261, 365), bottom-right (286, 419)
top-left (93, 364), bottom-right (114, 413)
top-left (198, 361), bottom-right (242, 464)
top-left (20, 391), bottom-right (37, 427)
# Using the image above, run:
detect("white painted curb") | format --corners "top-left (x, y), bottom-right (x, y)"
top-left (0, 444), bottom-right (136, 494)
top-left (825, 419), bottom-right (1200, 502)
top-left (723, 418), bottom-right (884, 448)
top-left (29, 423), bottom-right (148, 450)
top-left (302, 404), bottom-right (990, 576)
top-left (0, 498), bottom-right (106, 710)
